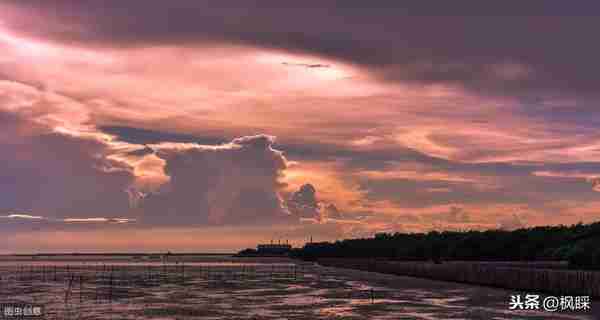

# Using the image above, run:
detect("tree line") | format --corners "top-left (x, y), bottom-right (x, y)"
top-left (291, 221), bottom-right (600, 270)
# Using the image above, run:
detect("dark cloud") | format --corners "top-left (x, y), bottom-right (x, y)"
top-left (3, 2), bottom-right (600, 99)
top-left (282, 62), bottom-right (330, 69)
top-left (0, 110), bottom-right (134, 219)
top-left (100, 126), bottom-right (226, 145)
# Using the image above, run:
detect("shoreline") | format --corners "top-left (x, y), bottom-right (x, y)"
top-left (0, 256), bottom-right (595, 319)
top-left (316, 258), bottom-right (600, 298)
top-left (0, 252), bottom-right (233, 257)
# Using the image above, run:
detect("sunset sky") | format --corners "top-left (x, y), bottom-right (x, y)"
top-left (2, 2), bottom-right (600, 253)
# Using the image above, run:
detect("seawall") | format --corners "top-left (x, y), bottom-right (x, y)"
top-left (317, 258), bottom-right (600, 297)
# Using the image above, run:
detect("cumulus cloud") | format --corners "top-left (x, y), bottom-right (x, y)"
top-left (592, 178), bottom-right (600, 192)
top-left (286, 183), bottom-right (344, 222)
top-left (323, 203), bottom-right (343, 219)
top-left (137, 135), bottom-right (291, 225)
top-left (0, 86), bottom-right (354, 233)
top-left (287, 184), bottom-right (319, 218)
top-left (0, 79), bottom-right (304, 229)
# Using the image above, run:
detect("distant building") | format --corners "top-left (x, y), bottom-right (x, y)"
top-left (256, 243), bottom-right (292, 255)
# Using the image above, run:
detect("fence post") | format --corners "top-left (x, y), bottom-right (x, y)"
top-left (80, 275), bottom-right (83, 304)
top-left (109, 266), bottom-right (113, 304)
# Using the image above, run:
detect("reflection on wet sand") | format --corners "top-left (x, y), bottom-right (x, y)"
top-left (0, 258), bottom-right (595, 319)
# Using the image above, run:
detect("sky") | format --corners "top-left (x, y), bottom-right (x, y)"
top-left (1, 2), bottom-right (600, 253)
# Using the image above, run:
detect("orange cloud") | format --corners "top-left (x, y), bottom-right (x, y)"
top-left (355, 162), bottom-right (499, 191)
top-left (282, 160), bottom-right (366, 213)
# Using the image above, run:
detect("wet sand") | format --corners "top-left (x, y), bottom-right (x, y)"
top-left (0, 258), bottom-right (596, 319)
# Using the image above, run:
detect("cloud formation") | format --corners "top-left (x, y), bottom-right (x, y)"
top-left (4, 2), bottom-right (600, 100)
top-left (138, 135), bottom-right (290, 225)
top-left (1, 3), bottom-right (600, 251)
top-left (287, 183), bottom-right (343, 222)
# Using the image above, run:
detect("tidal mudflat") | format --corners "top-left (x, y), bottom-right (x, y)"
top-left (0, 257), bottom-right (596, 319)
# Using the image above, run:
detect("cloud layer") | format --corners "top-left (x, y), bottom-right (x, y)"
top-left (1, 3), bottom-right (600, 251)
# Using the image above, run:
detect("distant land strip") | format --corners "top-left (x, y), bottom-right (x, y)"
top-left (0, 253), bottom-right (233, 257)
